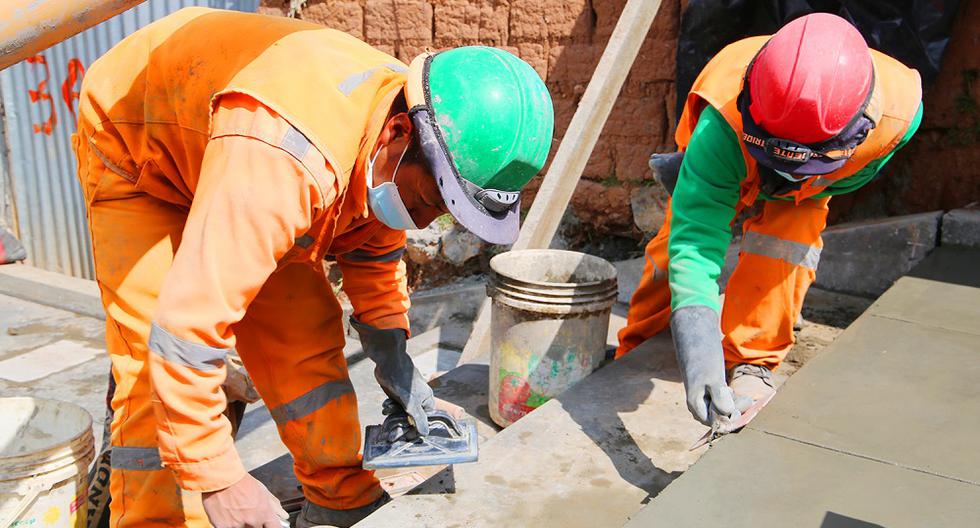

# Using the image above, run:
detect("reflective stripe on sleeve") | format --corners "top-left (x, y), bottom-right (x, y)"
top-left (342, 246), bottom-right (406, 263)
top-left (148, 322), bottom-right (229, 371)
top-left (742, 231), bottom-right (821, 270)
top-left (338, 64), bottom-right (408, 96)
top-left (268, 379), bottom-right (355, 424)
top-left (110, 446), bottom-right (163, 471)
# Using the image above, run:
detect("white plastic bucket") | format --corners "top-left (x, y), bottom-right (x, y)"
top-left (0, 397), bottom-right (95, 528)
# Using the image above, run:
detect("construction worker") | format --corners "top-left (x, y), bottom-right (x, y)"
top-left (73, 7), bottom-right (552, 528)
top-left (617, 14), bottom-right (921, 427)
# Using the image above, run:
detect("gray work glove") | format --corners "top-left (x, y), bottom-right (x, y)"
top-left (350, 317), bottom-right (435, 436)
top-left (670, 305), bottom-right (749, 426)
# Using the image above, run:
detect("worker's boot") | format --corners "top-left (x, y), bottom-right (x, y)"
top-left (295, 492), bottom-right (391, 528)
top-left (728, 363), bottom-right (775, 403)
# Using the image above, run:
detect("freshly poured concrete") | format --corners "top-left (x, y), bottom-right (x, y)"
top-left (625, 429), bottom-right (980, 527)
top-left (627, 246), bottom-right (980, 526)
top-left (357, 333), bottom-right (712, 528)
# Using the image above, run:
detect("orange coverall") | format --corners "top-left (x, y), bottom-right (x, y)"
top-left (617, 36), bottom-right (922, 369)
top-left (74, 8), bottom-right (411, 526)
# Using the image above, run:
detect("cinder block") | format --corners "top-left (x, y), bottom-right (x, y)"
top-left (941, 206), bottom-right (980, 248)
top-left (815, 212), bottom-right (942, 297)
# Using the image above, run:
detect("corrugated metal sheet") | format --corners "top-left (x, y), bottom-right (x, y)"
top-left (0, 0), bottom-right (258, 278)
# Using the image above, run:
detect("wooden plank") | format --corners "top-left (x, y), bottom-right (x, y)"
top-left (460, 0), bottom-right (663, 363)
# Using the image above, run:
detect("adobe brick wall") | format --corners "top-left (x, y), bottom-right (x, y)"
top-left (258, 0), bottom-right (980, 236)
top-left (259, 0), bottom-right (682, 237)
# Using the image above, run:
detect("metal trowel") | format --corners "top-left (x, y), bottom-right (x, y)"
top-left (363, 408), bottom-right (479, 470)
top-left (689, 391), bottom-right (776, 450)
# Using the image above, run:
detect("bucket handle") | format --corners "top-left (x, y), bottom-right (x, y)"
top-left (0, 481), bottom-right (49, 528)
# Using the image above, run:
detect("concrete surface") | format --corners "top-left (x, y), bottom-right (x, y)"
top-left (815, 211), bottom-right (942, 297)
top-left (0, 292), bottom-right (108, 447)
top-left (624, 246), bottom-right (980, 527)
top-left (940, 206), bottom-right (980, 248)
top-left (624, 429), bottom-right (980, 527)
top-left (357, 330), bottom-right (713, 528)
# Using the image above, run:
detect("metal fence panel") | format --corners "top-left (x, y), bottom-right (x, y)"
top-left (0, 0), bottom-right (258, 278)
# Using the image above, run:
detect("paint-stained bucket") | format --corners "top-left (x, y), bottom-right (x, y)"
top-left (487, 250), bottom-right (618, 427)
top-left (0, 397), bottom-right (95, 528)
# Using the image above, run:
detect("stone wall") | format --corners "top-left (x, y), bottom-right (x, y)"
top-left (258, 0), bottom-right (979, 239)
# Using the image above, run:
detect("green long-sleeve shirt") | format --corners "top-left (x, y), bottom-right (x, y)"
top-left (668, 104), bottom-right (923, 312)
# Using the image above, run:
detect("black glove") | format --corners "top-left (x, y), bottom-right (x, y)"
top-left (350, 317), bottom-right (435, 436)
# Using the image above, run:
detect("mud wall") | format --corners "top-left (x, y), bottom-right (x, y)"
top-left (259, 0), bottom-right (979, 236)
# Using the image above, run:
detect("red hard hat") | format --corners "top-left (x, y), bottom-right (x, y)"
top-left (748, 13), bottom-right (873, 145)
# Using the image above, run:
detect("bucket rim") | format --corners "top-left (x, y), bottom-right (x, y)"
top-left (489, 249), bottom-right (618, 290)
top-left (0, 397), bottom-right (94, 462)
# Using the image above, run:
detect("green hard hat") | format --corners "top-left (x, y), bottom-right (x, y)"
top-left (406, 46), bottom-right (554, 245)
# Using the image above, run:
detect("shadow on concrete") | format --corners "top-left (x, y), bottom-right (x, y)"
top-left (821, 512), bottom-right (886, 528)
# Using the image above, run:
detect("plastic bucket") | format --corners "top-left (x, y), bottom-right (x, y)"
top-left (487, 249), bottom-right (618, 427)
top-left (0, 397), bottom-right (95, 528)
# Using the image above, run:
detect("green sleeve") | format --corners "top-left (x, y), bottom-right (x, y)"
top-left (668, 106), bottom-right (746, 312)
top-left (814, 103), bottom-right (923, 198)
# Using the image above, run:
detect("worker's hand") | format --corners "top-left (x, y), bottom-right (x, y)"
top-left (670, 305), bottom-right (747, 426)
top-left (350, 317), bottom-right (436, 436)
top-left (201, 473), bottom-right (288, 528)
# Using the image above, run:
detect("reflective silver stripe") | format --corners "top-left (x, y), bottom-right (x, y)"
top-left (811, 176), bottom-right (837, 188)
top-left (280, 127), bottom-right (311, 160)
top-left (148, 323), bottom-right (228, 371)
top-left (742, 232), bottom-right (821, 270)
top-left (295, 234), bottom-right (315, 248)
top-left (338, 64), bottom-right (408, 96)
top-left (269, 379), bottom-right (354, 424)
top-left (110, 446), bottom-right (162, 470)
top-left (342, 246), bottom-right (406, 263)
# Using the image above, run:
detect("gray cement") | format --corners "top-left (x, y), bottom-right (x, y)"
top-left (357, 333), bottom-right (713, 528)
top-left (624, 429), bottom-right (980, 527)
top-left (626, 246), bottom-right (980, 527)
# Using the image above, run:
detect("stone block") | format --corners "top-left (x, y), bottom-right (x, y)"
top-left (433, 0), bottom-right (509, 46)
top-left (629, 185), bottom-right (668, 234)
top-left (941, 206), bottom-right (980, 248)
top-left (814, 211), bottom-right (942, 297)
top-left (440, 224), bottom-right (483, 265)
top-left (405, 221), bottom-right (448, 265)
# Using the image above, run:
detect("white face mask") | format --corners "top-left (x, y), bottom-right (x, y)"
top-left (366, 143), bottom-right (418, 231)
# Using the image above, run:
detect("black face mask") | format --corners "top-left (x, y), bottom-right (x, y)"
top-left (758, 165), bottom-right (805, 197)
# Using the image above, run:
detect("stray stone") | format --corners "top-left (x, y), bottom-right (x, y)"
top-left (630, 185), bottom-right (669, 233)
top-left (440, 224), bottom-right (482, 266)
top-left (406, 219), bottom-right (450, 265)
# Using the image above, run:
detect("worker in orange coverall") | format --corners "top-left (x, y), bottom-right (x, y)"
top-left (73, 7), bottom-right (553, 528)
top-left (617, 14), bottom-right (921, 429)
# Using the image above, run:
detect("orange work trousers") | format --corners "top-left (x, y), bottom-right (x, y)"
top-left (76, 139), bottom-right (381, 527)
top-left (617, 197), bottom-right (830, 369)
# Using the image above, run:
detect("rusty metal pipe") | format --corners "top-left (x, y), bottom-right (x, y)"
top-left (0, 0), bottom-right (148, 71)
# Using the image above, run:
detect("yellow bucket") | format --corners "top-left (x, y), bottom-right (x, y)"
top-left (0, 397), bottom-right (95, 528)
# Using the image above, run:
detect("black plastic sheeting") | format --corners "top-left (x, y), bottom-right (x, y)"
top-left (675, 0), bottom-right (962, 118)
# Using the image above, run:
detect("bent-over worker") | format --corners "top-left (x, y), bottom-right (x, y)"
top-left (74, 7), bottom-right (553, 527)
top-left (617, 14), bottom-right (921, 427)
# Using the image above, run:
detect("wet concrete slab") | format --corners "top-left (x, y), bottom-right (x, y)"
top-left (750, 314), bottom-right (980, 485)
top-left (624, 429), bottom-right (980, 527)
top-left (357, 333), bottom-right (712, 528)
top-left (626, 245), bottom-right (980, 526)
